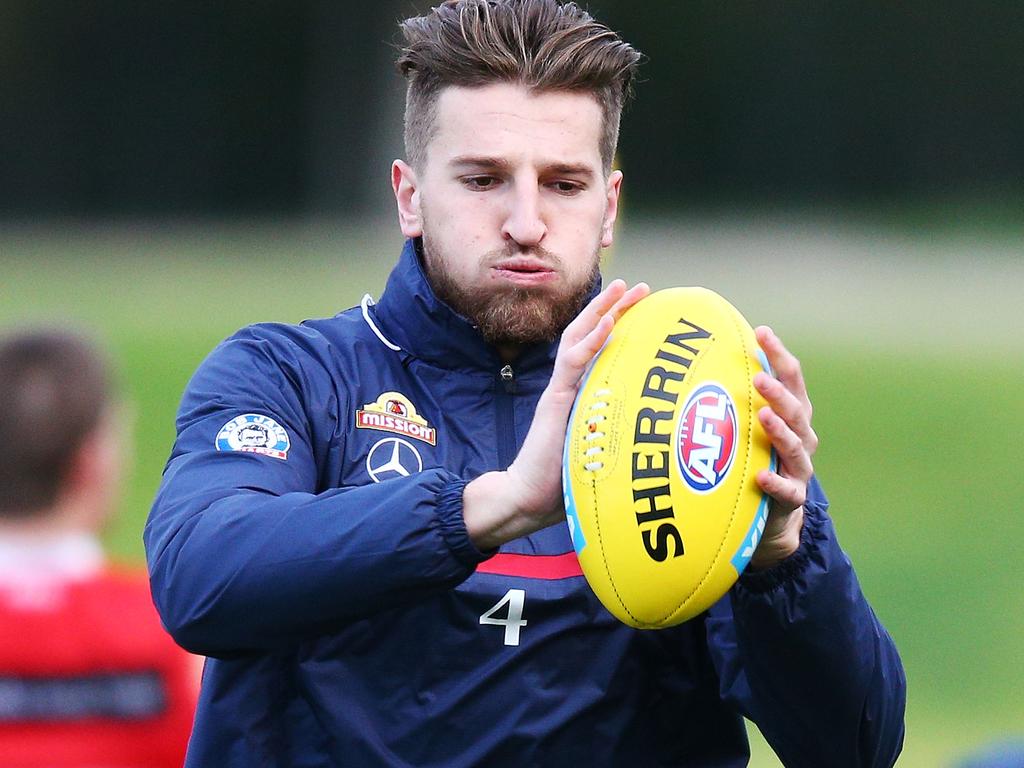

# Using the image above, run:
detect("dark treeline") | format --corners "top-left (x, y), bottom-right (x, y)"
top-left (1, 1), bottom-right (1021, 216)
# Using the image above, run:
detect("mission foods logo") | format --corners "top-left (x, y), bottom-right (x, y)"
top-left (677, 383), bottom-right (737, 493)
top-left (356, 392), bottom-right (436, 446)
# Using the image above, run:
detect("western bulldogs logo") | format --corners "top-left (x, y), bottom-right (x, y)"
top-left (216, 413), bottom-right (291, 460)
top-left (677, 383), bottom-right (737, 493)
top-left (385, 399), bottom-right (408, 417)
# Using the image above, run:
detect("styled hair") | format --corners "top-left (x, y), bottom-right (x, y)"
top-left (397, 0), bottom-right (642, 173)
top-left (0, 328), bottom-right (113, 518)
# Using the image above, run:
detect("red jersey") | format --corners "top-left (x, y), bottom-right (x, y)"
top-left (0, 533), bottom-right (198, 768)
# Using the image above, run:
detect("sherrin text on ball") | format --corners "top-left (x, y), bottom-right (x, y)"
top-left (563, 287), bottom-right (776, 628)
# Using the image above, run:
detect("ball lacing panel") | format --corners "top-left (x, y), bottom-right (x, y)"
top-left (582, 389), bottom-right (611, 471)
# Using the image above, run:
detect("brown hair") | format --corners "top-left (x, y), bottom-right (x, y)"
top-left (397, 0), bottom-right (642, 173)
top-left (0, 328), bottom-right (113, 518)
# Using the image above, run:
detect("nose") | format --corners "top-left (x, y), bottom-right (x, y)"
top-left (501, 182), bottom-right (547, 248)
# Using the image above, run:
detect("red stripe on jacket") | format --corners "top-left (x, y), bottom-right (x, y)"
top-left (475, 553), bottom-right (583, 580)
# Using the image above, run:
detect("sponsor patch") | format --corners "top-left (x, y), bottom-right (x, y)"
top-left (365, 437), bottom-right (424, 483)
top-left (356, 392), bottom-right (436, 445)
top-left (216, 413), bottom-right (291, 460)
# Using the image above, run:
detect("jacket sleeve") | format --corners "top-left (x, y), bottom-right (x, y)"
top-left (144, 327), bottom-right (487, 657)
top-left (705, 477), bottom-right (906, 767)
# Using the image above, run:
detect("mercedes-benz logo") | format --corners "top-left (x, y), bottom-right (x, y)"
top-left (365, 437), bottom-right (423, 483)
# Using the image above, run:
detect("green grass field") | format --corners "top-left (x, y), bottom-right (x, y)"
top-left (2, 220), bottom-right (1021, 766)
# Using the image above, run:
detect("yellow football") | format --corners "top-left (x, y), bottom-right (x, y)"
top-left (563, 287), bottom-right (776, 628)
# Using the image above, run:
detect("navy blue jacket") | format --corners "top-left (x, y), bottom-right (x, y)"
top-left (145, 240), bottom-right (906, 767)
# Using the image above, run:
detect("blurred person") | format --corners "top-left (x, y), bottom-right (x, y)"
top-left (145, 1), bottom-right (906, 765)
top-left (957, 741), bottom-right (1024, 768)
top-left (0, 329), bottom-right (198, 768)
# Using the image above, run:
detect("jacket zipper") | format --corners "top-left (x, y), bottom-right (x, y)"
top-left (495, 364), bottom-right (517, 470)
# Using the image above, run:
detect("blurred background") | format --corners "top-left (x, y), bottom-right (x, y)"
top-left (2, 1), bottom-right (1021, 765)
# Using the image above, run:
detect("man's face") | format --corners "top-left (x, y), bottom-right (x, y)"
top-left (392, 83), bottom-right (622, 350)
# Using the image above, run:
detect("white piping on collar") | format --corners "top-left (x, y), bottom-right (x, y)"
top-left (360, 294), bottom-right (402, 352)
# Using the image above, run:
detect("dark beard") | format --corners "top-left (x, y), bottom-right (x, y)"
top-left (422, 241), bottom-right (599, 348)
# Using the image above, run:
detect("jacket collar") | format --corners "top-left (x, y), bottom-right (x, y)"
top-left (367, 239), bottom-right (598, 376)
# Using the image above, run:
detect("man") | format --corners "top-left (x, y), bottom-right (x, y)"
top-left (0, 329), bottom-right (198, 767)
top-left (146, 1), bottom-right (906, 765)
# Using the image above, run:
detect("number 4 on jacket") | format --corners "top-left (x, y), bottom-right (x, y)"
top-left (479, 589), bottom-right (528, 646)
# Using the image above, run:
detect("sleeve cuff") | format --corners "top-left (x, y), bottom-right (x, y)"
top-left (436, 477), bottom-right (494, 567)
top-left (737, 503), bottom-right (828, 594)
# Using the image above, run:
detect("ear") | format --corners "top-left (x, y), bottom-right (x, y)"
top-left (600, 170), bottom-right (623, 248)
top-left (392, 159), bottom-right (423, 238)
top-left (60, 409), bottom-right (127, 532)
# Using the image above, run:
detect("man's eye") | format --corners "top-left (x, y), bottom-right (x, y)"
top-left (551, 181), bottom-right (583, 194)
top-left (464, 176), bottom-right (499, 190)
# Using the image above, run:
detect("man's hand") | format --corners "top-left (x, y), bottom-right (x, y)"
top-left (464, 279), bottom-right (650, 550)
top-left (748, 326), bottom-right (819, 571)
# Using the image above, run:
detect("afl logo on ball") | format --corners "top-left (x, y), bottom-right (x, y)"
top-left (677, 383), bottom-right (737, 493)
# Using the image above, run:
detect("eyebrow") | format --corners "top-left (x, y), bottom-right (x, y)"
top-left (449, 155), bottom-right (511, 171)
top-left (449, 155), bottom-right (596, 179)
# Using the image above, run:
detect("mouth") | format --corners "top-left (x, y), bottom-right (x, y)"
top-left (491, 258), bottom-right (558, 286)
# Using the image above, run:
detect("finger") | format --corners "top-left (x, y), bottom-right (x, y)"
top-left (564, 312), bottom-right (615, 369)
top-left (754, 371), bottom-right (818, 455)
top-left (557, 280), bottom-right (646, 371)
top-left (564, 282), bottom-right (648, 373)
top-left (563, 279), bottom-right (627, 345)
top-left (756, 469), bottom-right (806, 515)
top-left (759, 406), bottom-right (814, 481)
top-left (753, 371), bottom-right (804, 425)
top-left (607, 282), bottom-right (650, 322)
top-left (550, 281), bottom-right (649, 397)
top-left (548, 313), bottom-right (615, 392)
top-left (755, 326), bottom-right (810, 406)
